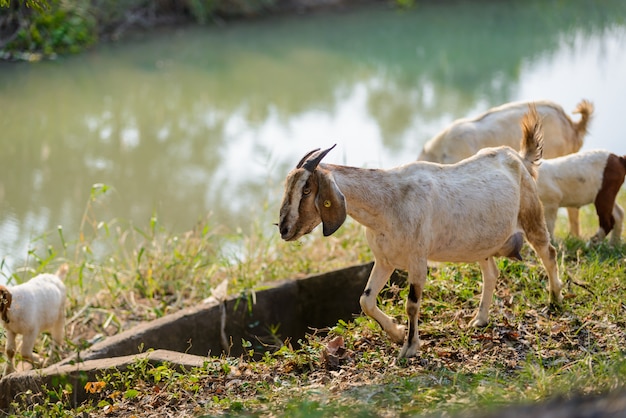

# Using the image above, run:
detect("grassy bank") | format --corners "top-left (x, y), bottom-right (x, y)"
top-left (1, 187), bottom-right (626, 416)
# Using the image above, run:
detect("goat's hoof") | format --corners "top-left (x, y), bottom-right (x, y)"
top-left (387, 324), bottom-right (406, 344)
top-left (549, 297), bottom-right (564, 312)
top-left (549, 292), bottom-right (564, 307)
top-left (468, 317), bottom-right (488, 328)
top-left (2, 365), bottom-right (14, 377)
top-left (398, 342), bottom-right (420, 359)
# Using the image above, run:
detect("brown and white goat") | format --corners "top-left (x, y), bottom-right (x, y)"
top-left (278, 108), bottom-right (562, 359)
top-left (418, 99), bottom-right (594, 238)
top-left (537, 150), bottom-right (626, 245)
top-left (0, 264), bottom-right (68, 376)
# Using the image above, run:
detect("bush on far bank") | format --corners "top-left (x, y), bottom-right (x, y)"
top-left (0, 0), bottom-right (388, 61)
top-left (0, 0), bottom-right (285, 60)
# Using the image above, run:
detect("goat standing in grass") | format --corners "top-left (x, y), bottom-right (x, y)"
top-left (0, 264), bottom-right (68, 376)
top-left (537, 150), bottom-right (626, 245)
top-left (278, 107), bottom-right (562, 359)
top-left (418, 99), bottom-right (594, 241)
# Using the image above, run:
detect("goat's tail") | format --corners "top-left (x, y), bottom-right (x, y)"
top-left (519, 105), bottom-right (544, 179)
top-left (0, 285), bottom-right (12, 323)
top-left (619, 155), bottom-right (626, 172)
top-left (572, 99), bottom-right (594, 138)
top-left (55, 263), bottom-right (69, 280)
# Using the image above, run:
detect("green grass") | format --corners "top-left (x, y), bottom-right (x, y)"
top-left (1, 187), bottom-right (626, 417)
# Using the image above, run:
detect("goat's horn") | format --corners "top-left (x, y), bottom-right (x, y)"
top-left (296, 148), bottom-right (320, 169)
top-left (302, 144), bottom-right (337, 172)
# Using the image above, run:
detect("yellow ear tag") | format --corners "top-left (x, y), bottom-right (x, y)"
top-left (324, 200), bottom-right (332, 208)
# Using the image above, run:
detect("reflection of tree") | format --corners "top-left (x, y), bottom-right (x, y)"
top-left (352, 0), bottom-right (621, 143)
top-left (0, 0), bottom-right (623, 262)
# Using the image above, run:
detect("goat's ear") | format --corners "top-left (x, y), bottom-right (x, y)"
top-left (315, 171), bottom-right (346, 236)
top-left (0, 286), bottom-right (11, 323)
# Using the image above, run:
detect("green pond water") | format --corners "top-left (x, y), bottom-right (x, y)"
top-left (1, 0), bottom-right (626, 275)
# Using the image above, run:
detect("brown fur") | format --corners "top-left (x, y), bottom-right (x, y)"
top-left (595, 154), bottom-right (626, 235)
top-left (0, 286), bottom-right (12, 324)
top-left (315, 168), bottom-right (347, 236)
top-left (519, 105), bottom-right (544, 179)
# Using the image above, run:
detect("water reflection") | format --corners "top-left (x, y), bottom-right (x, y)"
top-left (0, 0), bottom-right (625, 274)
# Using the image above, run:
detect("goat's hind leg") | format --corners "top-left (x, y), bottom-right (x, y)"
top-left (359, 261), bottom-right (405, 344)
top-left (398, 260), bottom-right (428, 359)
top-left (469, 257), bottom-right (499, 328)
top-left (42, 315), bottom-right (66, 366)
top-left (522, 218), bottom-right (563, 306)
top-left (51, 312), bottom-right (65, 345)
top-left (609, 204), bottom-right (624, 245)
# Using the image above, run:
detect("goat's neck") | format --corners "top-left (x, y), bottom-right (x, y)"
top-left (323, 164), bottom-right (396, 230)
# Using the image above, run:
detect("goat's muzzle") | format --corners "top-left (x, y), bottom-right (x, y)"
top-left (279, 225), bottom-right (294, 241)
top-left (278, 219), bottom-right (297, 241)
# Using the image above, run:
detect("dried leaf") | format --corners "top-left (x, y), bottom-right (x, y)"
top-left (85, 381), bottom-right (106, 394)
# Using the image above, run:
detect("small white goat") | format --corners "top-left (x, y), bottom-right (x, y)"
top-left (418, 99), bottom-right (594, 238)
top-left (279, 107), bottom-right (562, 359)
top-left (0, 264), bottom-right (68, 376)
top-left (537, 150), bottom-right (626, 245)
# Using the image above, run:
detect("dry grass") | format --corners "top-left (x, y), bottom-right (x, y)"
top-left (1, 188), bottom-right (626, 416)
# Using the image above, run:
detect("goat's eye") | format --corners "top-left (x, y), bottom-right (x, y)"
top-left (303, 187), bottom-right (311, 196)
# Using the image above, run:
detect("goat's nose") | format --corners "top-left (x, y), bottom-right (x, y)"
top-left (280, 225), bottom-right (290, 237)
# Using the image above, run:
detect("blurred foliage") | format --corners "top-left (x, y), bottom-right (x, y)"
top-left (0, 0), bottom-right (48, 10)
top-left (0, 0), bottom-right (96, 59)
top-left (0, 0), bottom-right (281, 59)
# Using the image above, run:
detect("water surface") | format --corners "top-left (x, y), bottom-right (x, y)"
top-left (1, 0), bottom-right (625, 275)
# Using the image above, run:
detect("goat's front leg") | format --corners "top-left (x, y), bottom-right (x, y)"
top-left (592, 202), bottom-right (624, 245)
top-left (398, 260), bottom-right (428, 359)
top-left (19, 331), bottom-right (42, 368)
top-left (567, 207), bottom-right (580, 238)
top-left (469, 257), bottom-right (499, 327)
top-left (359, 261), bottom-right (405, 344)
top-left (3, 330), bottom-right (16, 376)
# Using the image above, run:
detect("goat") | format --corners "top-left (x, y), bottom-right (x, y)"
top-left (418, 99), bottom-right (594, 239)
top-left (537, 150), bottom-right (626, 245)
top-left (0, 264), bottom-right (68, 376)
top-left (278, 107), bottom-right (563, 359)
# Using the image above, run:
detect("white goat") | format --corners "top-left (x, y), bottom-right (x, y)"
top-left (279, 108), bottom-right (562, 359)
top-left (418, 99), bottom-right (594, 238)
top-left (537, 150), bottom-right (626, 245)
top-left (0, 264), bottom-right (68, 376)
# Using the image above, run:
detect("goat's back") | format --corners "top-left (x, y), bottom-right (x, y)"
top-left (537, 149), bottom-right (611, 208)
top-left (419, 100), bottom-right (584, 164)
top-left (3, 274), bottom-right (66, 334)
top-left (389, 146), bottom-right (537, 262)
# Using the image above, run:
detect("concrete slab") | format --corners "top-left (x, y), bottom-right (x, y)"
top-left (0, 262), bottom-right (384, 409)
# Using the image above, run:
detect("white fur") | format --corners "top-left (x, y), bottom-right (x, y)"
top-left (419, 99), bottom-right (593, 238)
top-left (537, 150), bottom-right (624, 244)
top-left (1, 264), bottom-right (67, 376)
top-left (279, 110), bottom-right (563, 359)
top-left (418, 99), bottom-right (592, 164)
